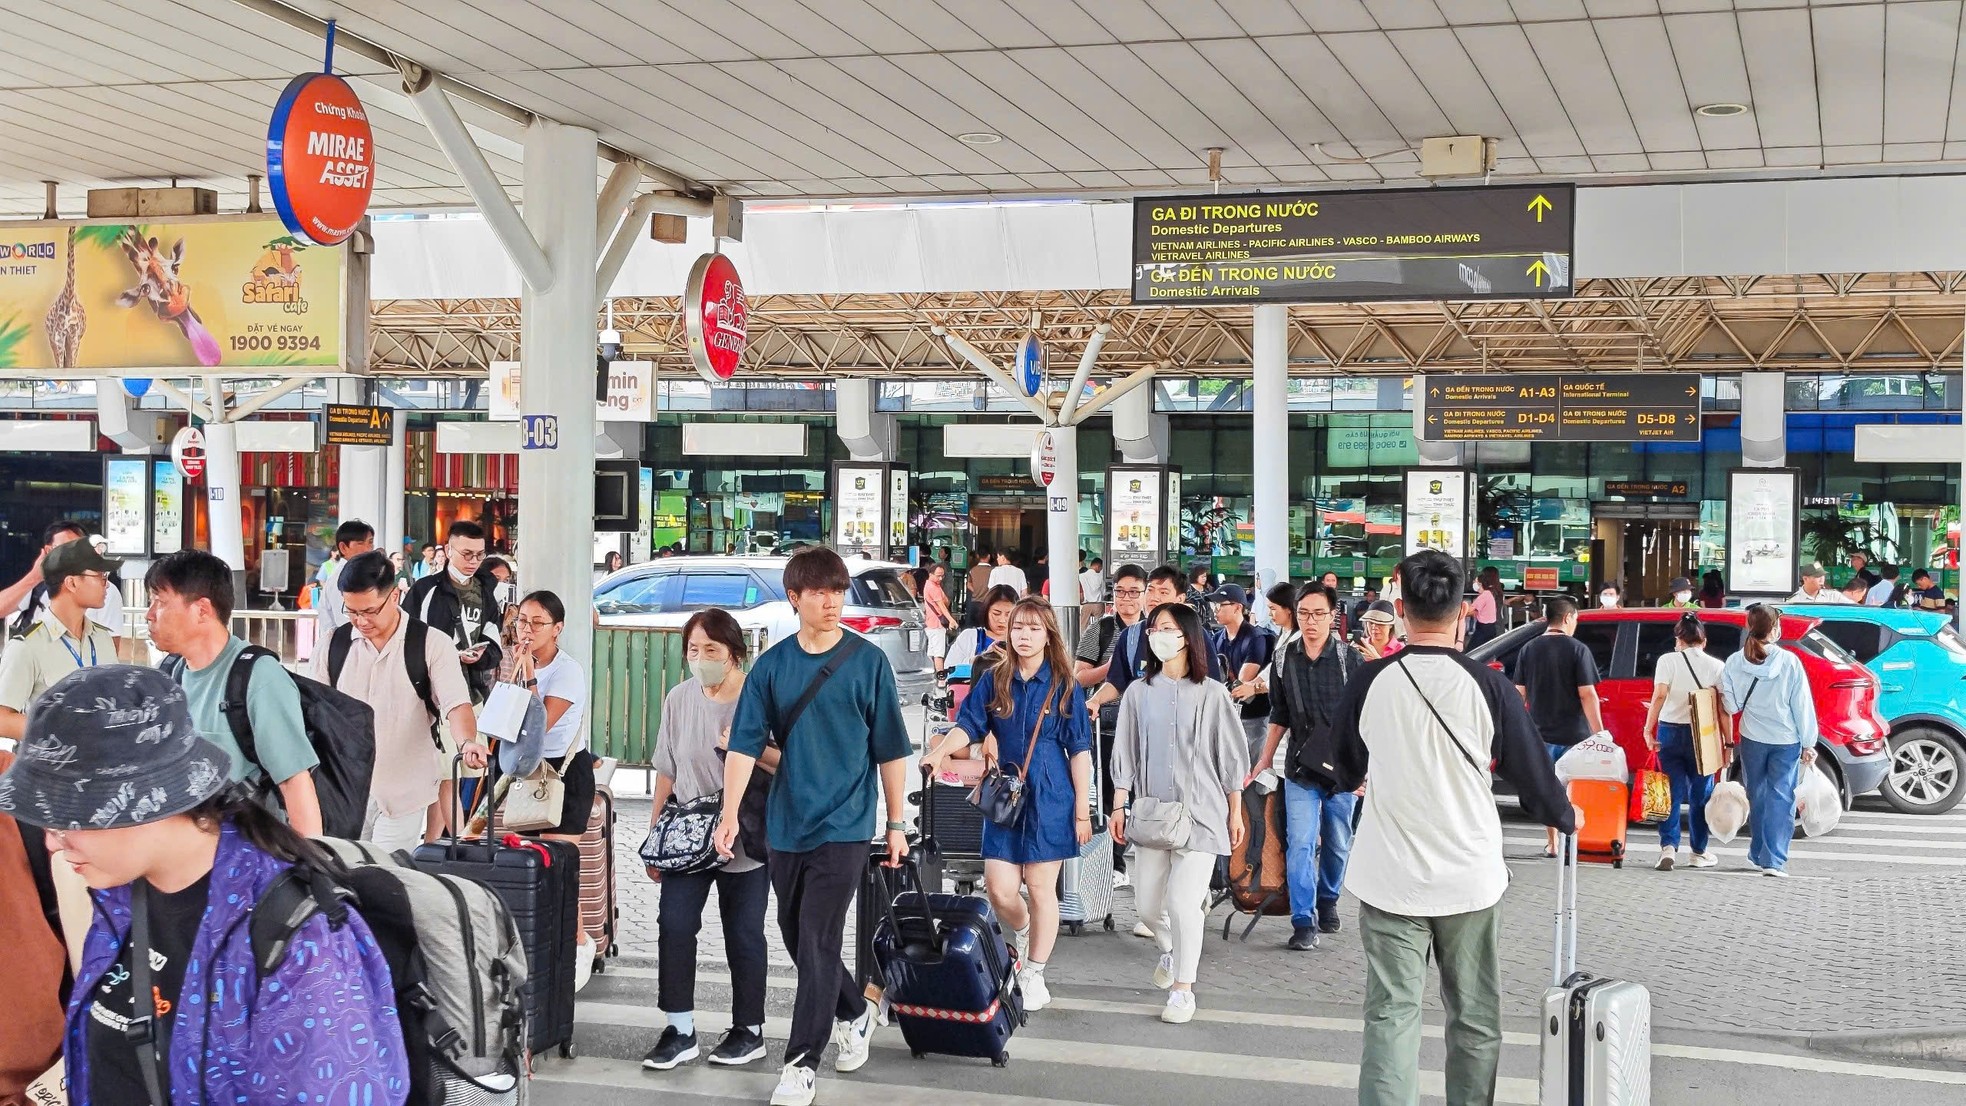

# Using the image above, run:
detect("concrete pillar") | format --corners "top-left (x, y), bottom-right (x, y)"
top-left (203, 419), bottom-right (246, 602)
top-left (1252, 305), bottom-right (1289, 616)
top-left (518, 118), bottom-right (599, 679)
top-left (1112, 384), bottom-right (1167, 463)
top-left (836, 378), bottom-right (897, 461)
top-left (1045, 426), bottom-right (1081, 633)
top-left (1740, 371), bottom-right (1786, 467)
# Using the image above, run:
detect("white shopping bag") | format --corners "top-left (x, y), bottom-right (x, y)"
top-left (1707, 779), bottom-right (1750, 843)
top-left (1554, 731), bottom-right (1629, 785)
top-left (479, 681), bottom-right (535, 741)
top-left (1796, 760), bottom-right (1842, 837)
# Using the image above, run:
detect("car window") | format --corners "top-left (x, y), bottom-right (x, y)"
top-left (595, 571), bottom-right (673, 614)
top-left (753, 568), bottom-right (787, 601)
top-left (1816, 619), bottom-right (1884, 663)
top-left (852, 569), bottom-right (916, 609)
top-left (1634, 622), bottom-right (1678, 679)
top-left (678, 572), bottom-right (758, 611)
top-left (1702, 622), bottom-right (1743, 661)
top-left (1478, 623), bottom-right (1544, 681)
top-left (1797, 628), bottom-right (1862, 668)
top-left (1572, 622), bottom-right (1618, 681)
top-left (1936, 625), bottom-right (1966, 660)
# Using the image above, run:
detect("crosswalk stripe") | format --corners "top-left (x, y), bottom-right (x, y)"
top-left (1501, 835), bottom-right (1966, 865)
top-left (572, 1002), bottom-right (1542, 1103)
top-left (1825, 819), bottom-right (1966, 835)
top-left (533, 1055), bottom-right (1084, 1104)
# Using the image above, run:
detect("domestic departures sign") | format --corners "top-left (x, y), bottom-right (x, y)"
top-left (1420, 373), bottom-right (1702, 443)
top-left (1130, 183), bottom-right (1575, 304)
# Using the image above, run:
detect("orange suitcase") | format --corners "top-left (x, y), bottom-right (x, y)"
top-left (1567, 779), bottom-right (1630, 868)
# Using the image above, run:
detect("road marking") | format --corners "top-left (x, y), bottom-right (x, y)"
top-left (1826, 819), bottom-right (1966, 835)
top-left (1502, 835), bottom-right (1966, 866)
top-left (574, 1003), bottom-right (1540, 1103)
top-left (533, 1055), bottom-right (1083, 1104)
top-left (1651, 1042), bottom-right (1966, 1087)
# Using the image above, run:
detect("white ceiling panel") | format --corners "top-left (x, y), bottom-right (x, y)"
top-left (887, 53), bottom-right (1090, 171)
top-left (1593, 16), bottom-right (1702, 152)
top-left (1001, 0), bottom-right (1119, 45)
top-left (768, 58), bottom-right (998, 177)
top-left (1215, 0), bottom-right (1312, 36)
top-left (1455, 23), bottom-right (1587, 159)
top-left (1005, 49), bottom-right (1196, 169)
top-left (1511, 0), bottom-right (1591, 21)
top-left (1255, 34), bottom-right (1403, 149)
top-left (1191, 37), bottom-right (1340, 155)
top-left (651, 62), bottom-right (912, 178)
top-left (1739, 7), bottom-right (1822, 149)
top-left (1662, 12), bottom-right (1759, 149)
top-left (1388, 27), bottom-right (1516, 138)
top-left (1885, 142), bottom-right (1945, 162)
top-left (1145, 0), bottom-right (1245, 39)
top-left (947, 50), bottom-right (1142, 172)
top-left (1824, 144), bottom-right (1885, 165)
top-left (1081, 0), bottom-right (1183, 41)
top-left (1810, 3), bottom-right (1885, 147)
top-left (1083, 42), bottom-right (1296, 167)
top-left (858, 0), bottom-right (991, 51)
top-left (1321, 32), bottom-right (1454, 138)
top-left (930, 0), bottom-right (1052, 49)
top-left (828, 56), bottom-right (1056, 174)
top-left (1290, 0), bottom-right (1375, 32)
top-left (1882, 1), bottom-right (1959, 145)
top-left (1521, 20), bottom-right (1643, 155)
top-left (1362, 0), bottom-right (1451, 30)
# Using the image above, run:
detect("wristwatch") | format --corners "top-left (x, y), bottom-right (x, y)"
top-left (885, 820), bottom-right (907, 832)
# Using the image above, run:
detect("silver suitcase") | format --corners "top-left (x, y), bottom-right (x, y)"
top-left (1059, 712), bottom-right (1114, 933)
top-left (1540, 834), bottom-right (1652, 1106)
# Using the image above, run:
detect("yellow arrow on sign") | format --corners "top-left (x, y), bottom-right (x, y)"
top-left (1685, 385), bottom-right (1697, 397)
top-left (1528, 194), bottom-right (1553, 222)
top-left (1527, 259), bottom-right (1550, 287)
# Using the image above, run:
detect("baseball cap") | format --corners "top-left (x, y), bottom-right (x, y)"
top-left (1800, 562), bottom-right (1827, 579)
top-left (42, 537), bottom-right (121, 588)
top-left (1203, 583), bottom-right (1249, 608)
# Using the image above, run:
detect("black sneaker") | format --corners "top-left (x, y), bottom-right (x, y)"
top-left (641, 1026), bottom-right (700, 1070)
top-left (1317, 901), bottom-right (1342, 934)
top-left (1287, 925), bottom-right (1319, 951)
top-left (709, 1025), bottom-right (767, 1067)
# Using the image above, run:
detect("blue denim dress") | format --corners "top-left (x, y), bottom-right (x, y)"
top-left (956, 661), bottom-right (1093, 864)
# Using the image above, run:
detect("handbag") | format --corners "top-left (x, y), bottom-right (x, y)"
top-left (1685, 654), bottom-right (1728, 776)
top-left (1125, 683), bottom-right (1193, 851)
top-left (499, 756), bottom-right (566, 832)
top-left (969, 692), bottom-right (1050, 829)
top-left (1636, 768), bottom-right (1674, 823)
top-left (640, 790), bottom-right (728, 874)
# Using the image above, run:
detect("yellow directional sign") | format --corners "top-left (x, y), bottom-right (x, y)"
top-left (1421, 372), bottom-right (1701, 443)
top-left (1528, 194), bottom-right (1553, 222)
top-left (1527, 259), bottom-right (1550, 287)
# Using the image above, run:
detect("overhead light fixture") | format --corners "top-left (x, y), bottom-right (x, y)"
top-left (956, 131), bottom-right (1002, 146)
top-left (1696, 103), bottom-right (1749, 118)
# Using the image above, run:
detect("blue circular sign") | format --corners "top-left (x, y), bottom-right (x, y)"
top-left (1015, 333), bottom-right (1048, 397)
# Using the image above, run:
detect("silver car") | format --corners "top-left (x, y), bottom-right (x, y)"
top-left (593, 555), bottom-right (934, 701)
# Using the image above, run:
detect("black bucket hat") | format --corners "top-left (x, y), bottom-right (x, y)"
top-left (0, 665), bottom-right (230, 831)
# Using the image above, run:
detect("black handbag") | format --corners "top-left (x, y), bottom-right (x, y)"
top-left (970, 692), bottom-right (1050, 830)
top-left (640, 790), bottom-right (728, 875)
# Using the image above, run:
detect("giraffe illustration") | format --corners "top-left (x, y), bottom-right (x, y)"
top-left (115, 229), bottom-right (221, 366)
top-left (43, 226), bottom-right (84, 368)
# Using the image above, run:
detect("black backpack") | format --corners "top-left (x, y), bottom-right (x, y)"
top-left (163, 646), bottom-right (377, 840)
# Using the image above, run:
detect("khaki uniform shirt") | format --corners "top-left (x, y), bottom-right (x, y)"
top-left (0, 616), bottom-right (118, 714)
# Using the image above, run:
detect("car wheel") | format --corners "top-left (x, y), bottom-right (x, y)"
top-left (1879, 726), bottom-right (1966, 816)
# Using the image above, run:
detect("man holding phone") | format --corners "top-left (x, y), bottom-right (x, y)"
top-left (404, 519), bottom-right (506, 703)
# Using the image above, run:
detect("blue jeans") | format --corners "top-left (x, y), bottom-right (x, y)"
top-left (1655, 722), bottom-right (1712, 854)
top-left (1740, 738), bottom-right (1803, 872)
top-left (1282, 778), bottom-right (1358, 928)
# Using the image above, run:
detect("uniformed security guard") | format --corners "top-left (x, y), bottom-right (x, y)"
top-left (0, 538), bottom-right (119, 742)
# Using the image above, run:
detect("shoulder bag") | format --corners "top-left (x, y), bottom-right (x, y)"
top-left (970, 689), bottom-right (1051, 829)
top-left (1394, 658), bottom-right (1489, 785)
top-left (498, 754), bottom-right (565, 832)
top-left (640, 789), bottom-right (728, 874)
top-left (1125, 682), bottom-right (1194, 851)
top-left (729, 635), bottom-right (867, 859)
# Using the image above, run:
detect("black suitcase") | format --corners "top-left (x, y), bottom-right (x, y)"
top-left (413, 832), bottom-right (581, 1059)
top-left (856, 834), bottom-right (942, 992)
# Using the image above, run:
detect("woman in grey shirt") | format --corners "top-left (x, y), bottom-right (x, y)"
top-left (642, 609), bottom-right (773, 1072)
top-left (1111, 602), bottom-right (1250, 1025)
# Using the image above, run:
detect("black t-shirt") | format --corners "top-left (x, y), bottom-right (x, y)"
top-left (1219, 621), bottom-right (1276, 719)
top-left (87, 874), bottom-right (211, 1105)
top-left (1514, 632), bottom-right (1600, 747)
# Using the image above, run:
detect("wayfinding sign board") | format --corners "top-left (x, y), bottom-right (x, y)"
top-left (1420, 373), bottom-right (1701, 443)
top-left (1131, 184), bottom-right (1573, 304)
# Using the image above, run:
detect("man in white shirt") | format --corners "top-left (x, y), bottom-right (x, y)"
top-left (1787, 562), bottom-right (1852, 604)
top-left (986, 549), bottom-right (1028, 596)
top-left (1326, 550), bottom-right (1576, 1106)
top-left (316, 519), bottom-right (377, 637)
top-left (1866, 564), bottom-right (1901, 607)
top-left (1078, 556), bottom-right (1105, 627)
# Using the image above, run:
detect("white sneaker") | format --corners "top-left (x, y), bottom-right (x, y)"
top-left (573, 936), bottom-right (596, 993)
top-left (1763, 867), bottom-right (1790, 879)
top-left (770, 1062), bottom-right (817, 1106)
top-left (1152, 951), bottom-right (1175, 990)
top-left (1112, 869), bottom-right (1131, 890)
top-left (1689, 852), bottom-right (1719, 869)
top-left (1656, 848), bottom-right (1676, 872)
top-left (832, 1005), bottom-right (875, 1073)
top-left (1132, 921), bottom-right (1155, 939)
top-left (1019, 966), bottom-right (1051, 1012)
top-left (1161, 989), bottom-right (1196, 1024)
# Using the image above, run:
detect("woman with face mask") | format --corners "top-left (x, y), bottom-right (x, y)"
top-left (1109, 603), bottom-right (1251, 1025)
top-left (1719, 604), bottom-right (1819, 878)
top-left (1664, 576), bottom-right (1700, 610)
top-left (921, 598), bottom-right (1093, 1013)
top-left (639, 608), bottom-right (771, 1072)
top-left (1599, 584), bottom-right (1623, 609)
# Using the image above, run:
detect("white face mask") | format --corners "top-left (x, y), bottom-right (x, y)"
top-left (690, 658), bottom-right (731, 687)
top-left (1674, 591), bottom-right (1693, 604)
top-left (1599, 592), bottom-right (1618, 607)
top-left (1148, 630), bottom-right (1186, 661)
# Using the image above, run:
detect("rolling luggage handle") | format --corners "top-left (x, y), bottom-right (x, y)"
top-left (442, 749), bottom-right (501, 862)
top-left (1551, 832), bottom-right (1579, 986)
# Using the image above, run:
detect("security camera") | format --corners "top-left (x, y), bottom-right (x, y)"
top-left (598, 328), bottom-right (623, 362)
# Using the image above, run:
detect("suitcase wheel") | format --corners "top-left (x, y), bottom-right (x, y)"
top-left (911, 1049), bottom-right (924, 1060)
top-left (1066, 921), bottom-right (1083, 936)
top-left (1103, 915), bottom-right (1115, 932)
top-left (1610, 840), bottom-right (1624, 858)
top-left (1612, 858), bottom-right (1624, 869)
top-left (559, 1040), bottom-right (576, 1059)
top-left (993, 1053), bottom-right (1009, 1068)
top-left (591, 958), bottom-right (606, 976)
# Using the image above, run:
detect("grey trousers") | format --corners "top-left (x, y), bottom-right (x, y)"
top-left (1357, 900), bottom-right (1503, 1106)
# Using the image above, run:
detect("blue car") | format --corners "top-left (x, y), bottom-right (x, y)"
top-left (1802, 606), bottom-right (1966, 815)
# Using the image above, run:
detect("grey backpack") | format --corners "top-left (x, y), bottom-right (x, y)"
top-left (252, 838), bottom-right (529, 1103)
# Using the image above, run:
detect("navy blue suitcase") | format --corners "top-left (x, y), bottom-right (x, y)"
top-left (872, 871), bottom-right (1025, 1067)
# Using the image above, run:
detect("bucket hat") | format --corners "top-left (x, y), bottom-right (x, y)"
top-left (0, 665), bottom-right (230, 831)
top-left (1361, 600), bottom-right (1397, 625)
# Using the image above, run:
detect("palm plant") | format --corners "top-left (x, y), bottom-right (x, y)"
top-left (0, 314), bottom-right (29, 368)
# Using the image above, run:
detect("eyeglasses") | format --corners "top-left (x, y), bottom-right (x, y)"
top-left (1298, 609), bottom-right (1333, 621)
top-left (449, 547), bottom-right (487, 563)
top-left (517, 617), bottom-right (558, 631)
top-left (1113, 588), bottom-right (1145, 598)
top-left (343, 599), bottom-right (393, 620)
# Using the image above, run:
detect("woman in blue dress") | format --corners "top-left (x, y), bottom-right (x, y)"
top-left (921, 596), bottom-right (1092, 1014)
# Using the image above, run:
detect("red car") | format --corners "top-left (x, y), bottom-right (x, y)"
top-left (1471, 608), bottom-right (1891, 813)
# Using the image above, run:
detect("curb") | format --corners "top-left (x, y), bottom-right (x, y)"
top-left (1803, 1026), bottom-right (1966, 1067)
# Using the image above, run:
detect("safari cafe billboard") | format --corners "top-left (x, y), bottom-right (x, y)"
top-left (0, 214), bottom-right (367, 374)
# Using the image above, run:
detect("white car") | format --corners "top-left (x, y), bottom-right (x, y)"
top-left (593, 555), bottom-right (934, 700)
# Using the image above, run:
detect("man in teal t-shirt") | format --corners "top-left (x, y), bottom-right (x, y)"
top-left (146, 550), bottom-right (322, 836)
top-left (717, 547), bottom-right (910, 1106)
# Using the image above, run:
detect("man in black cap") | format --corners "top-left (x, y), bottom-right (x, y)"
top-left (1209, 583), bottom-right (1276, 761)
top-left (0, 539), bottom-right (120, 741)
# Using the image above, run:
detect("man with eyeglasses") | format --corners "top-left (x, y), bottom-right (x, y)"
top-left (404, 519), bottom-right (506, 703)
top-left (318, 550), bottom-right (486, 853)
top-left (0, 540), bottom-right (120, 742)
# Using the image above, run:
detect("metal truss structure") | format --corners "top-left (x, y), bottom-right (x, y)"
top-left (368, 272), bottom-right (1966, 380)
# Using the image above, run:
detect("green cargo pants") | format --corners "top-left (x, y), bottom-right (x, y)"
top-left (1357, 900), bottom-right (1503, 1106)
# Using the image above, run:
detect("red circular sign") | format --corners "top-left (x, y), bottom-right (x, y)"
top-left (684, 252), bottom-right (748, 383)
top-left (171, 426), bottom-right (206, 481)
top-left (267, 73), bottom-right (375, 246)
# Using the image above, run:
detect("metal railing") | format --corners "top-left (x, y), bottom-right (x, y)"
top-left (588, 624), bottom-right (770, 766)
